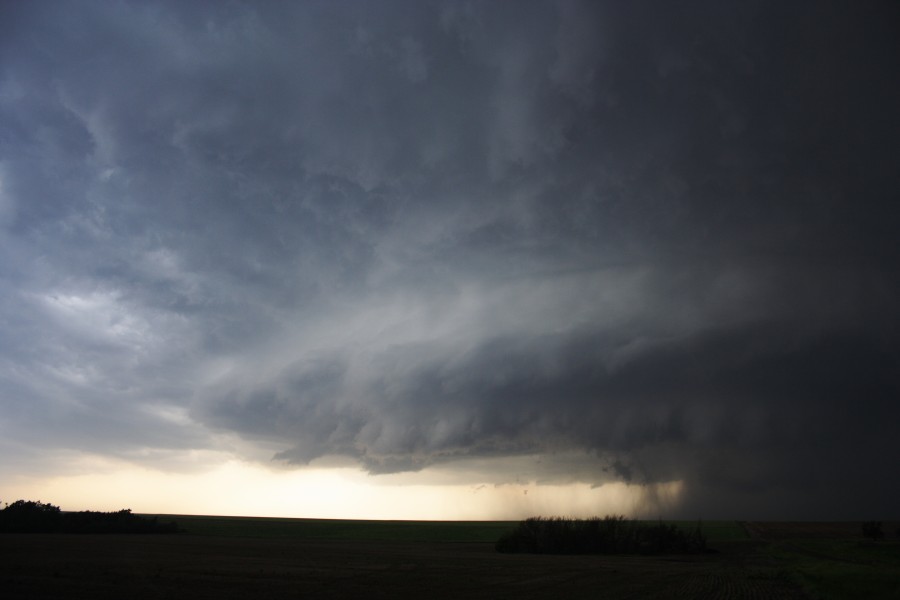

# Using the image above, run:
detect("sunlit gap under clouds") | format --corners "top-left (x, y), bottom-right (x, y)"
top-left (6, 454), bottom-right (683, 521)
top-left (2, 0), bottom-right (899, 521)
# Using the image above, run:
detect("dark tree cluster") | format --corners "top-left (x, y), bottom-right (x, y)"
top-left (496, 515), bottom-right (707, 555)
top-left (862, 521), bottom-right (884, 541)
top-left (0, 500), bottom-right (181, 534)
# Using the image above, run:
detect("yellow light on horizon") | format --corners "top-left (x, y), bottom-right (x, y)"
top-left (3, 458), bottom-right (683, 521)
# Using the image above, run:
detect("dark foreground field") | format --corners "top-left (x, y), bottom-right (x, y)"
top-left (1, 518), bottom-right (898, 599)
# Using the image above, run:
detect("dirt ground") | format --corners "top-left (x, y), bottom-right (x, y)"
top-left (0, 533), bottom-right (805, 599)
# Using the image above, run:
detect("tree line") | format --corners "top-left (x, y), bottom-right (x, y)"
top-left (495, 515), bottom-right (707, 555)
top-left (0, 500), bottom-right (181, 534)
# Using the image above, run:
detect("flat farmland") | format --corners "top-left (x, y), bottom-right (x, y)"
top-left (155, 514), bottom-right (516, 542)
top-left (0, 533), bottom-right (801, 599)
top-left (749, 522), bottom-right (900, 599)
top-left (1, 518), bottom-right (896, 599)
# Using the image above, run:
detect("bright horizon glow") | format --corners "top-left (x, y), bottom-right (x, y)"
top-left (3, 457), bottom-right (684, 521)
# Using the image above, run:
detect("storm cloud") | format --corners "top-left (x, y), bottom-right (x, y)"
top-left (1, 0), bottom-right (898, 518)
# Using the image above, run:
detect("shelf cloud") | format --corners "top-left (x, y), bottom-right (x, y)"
top-left (1, 0), bottom-right (898, 518)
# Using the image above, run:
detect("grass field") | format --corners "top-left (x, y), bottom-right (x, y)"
top-left (752, 522), bottom-right (900, 600)
top-left (152, 514), bottom-right (748, 543)
top-left (1, 517), bottom-right (897, 599)
top-left (153, 514), bottom-right (516, 542)
top-left (662, 520), bottom-right (749, 542)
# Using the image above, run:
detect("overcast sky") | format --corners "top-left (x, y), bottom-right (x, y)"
top-left (1, 0), bottom-right (899, 520)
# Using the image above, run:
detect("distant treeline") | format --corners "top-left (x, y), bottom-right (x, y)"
top-left (0, 500), bottom-right (181, 534)
top-left (496, 515), bottom-right (707, 555)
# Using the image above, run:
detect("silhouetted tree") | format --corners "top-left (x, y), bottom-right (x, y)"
top-left (0, 500), bottom-right (181, 534)
top-left (0, 500), bottom-right (62, 532)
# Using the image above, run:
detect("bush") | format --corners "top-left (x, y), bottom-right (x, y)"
top-left (61, 509), bottom-right (181, 534)
top-left (496, 515), bottom-right (706, 555)
top-left (862, 521), bottom-right (884, 541)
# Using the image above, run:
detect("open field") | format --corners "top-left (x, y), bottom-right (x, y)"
top-left (153, 514), bottom-right (516, 542)
top-left (1, 518), bottom-right (897, 599)
top-left (750, 522), bottom-right (900, 600)
top-left (153, 514), bottom-right (749, 543)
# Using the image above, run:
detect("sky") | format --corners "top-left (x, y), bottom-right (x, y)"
top-left (1, 0), bottom-right (899, 521)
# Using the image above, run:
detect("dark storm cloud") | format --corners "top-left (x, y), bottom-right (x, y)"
top-left (1, 0), bottom-right (898, 517)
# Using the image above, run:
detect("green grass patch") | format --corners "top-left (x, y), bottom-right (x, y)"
top-left (765, 538), bottom-right (900, 599)
top-left (655, 520), bottom-right (748, 542)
